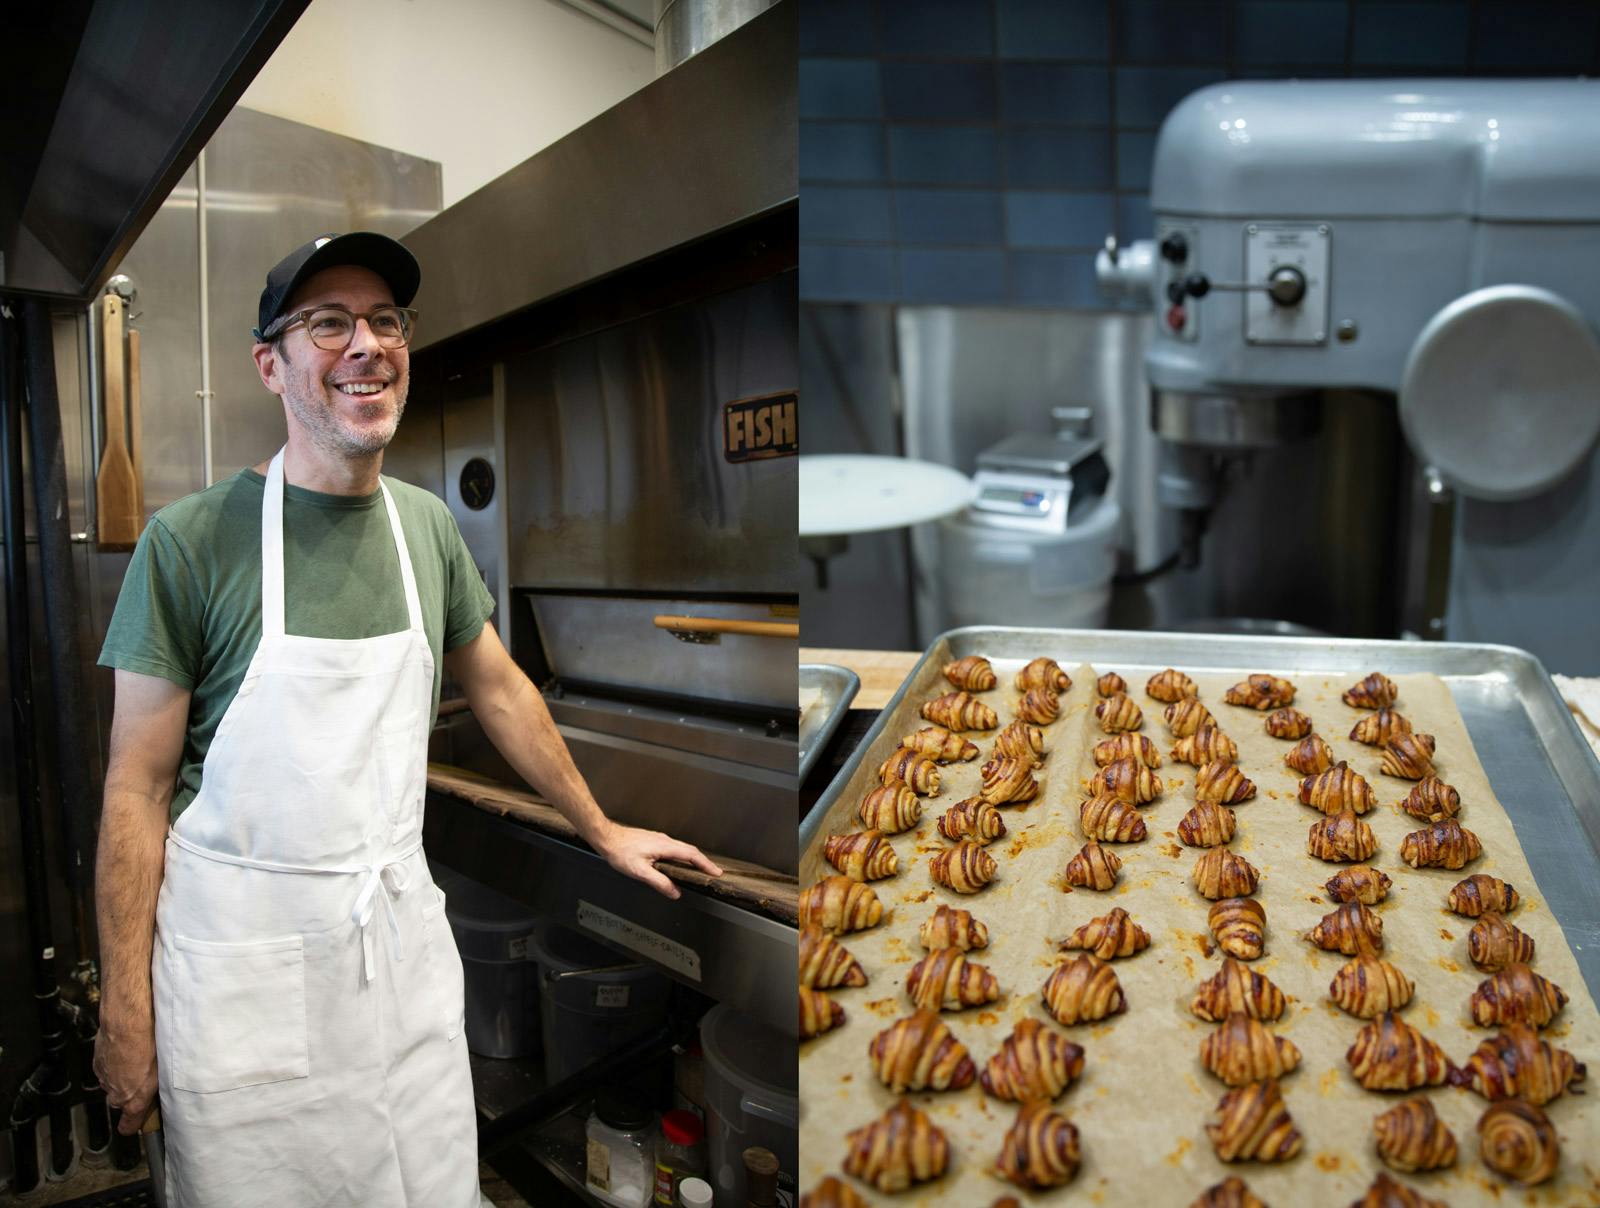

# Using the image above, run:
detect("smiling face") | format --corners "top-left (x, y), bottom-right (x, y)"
top-left (252, 264), bottom-right (409, 459)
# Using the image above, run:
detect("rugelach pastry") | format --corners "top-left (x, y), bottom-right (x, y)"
top-left (1400, 818), bottom-right (1481, 869)
top-left (1470, 963), bottom-right (1567, 1028)
top-left (1372, 1097), bottom-right (1456, 1173)
top-left (870, 1012), bottom-right (977, 1091)
top-left (1299, 761), bottom-right (1376, 814)
top-left (823, 829), bottom-right (897, 881)
top-left (1450, 1024), bottom-right (1587, 1105)
top-left (980, 1017), bottom-right (1085, 1101)
top-left (1063, 840), bottom-right (1122, 890)
top-left (1264, 707), bottom-right (1312, 739)
top-left (1200, 1012), bottom-right (1301, 1086)
top-left (1468, 913), bottom-right (1535, 972)
top-left (1058, 906), bottom-right (1150, 960)
top-left (1350, 708), bottom-right (1412, 746)
top-left (1329, 956), bottom-right (1414, 1019)
top-left (1165, 696), bottom-right (1214, 738)
top-left (1346, 1012), bottom-right (1452, 1090)
top-left (1193, 848), bottom-right (1260, 900)
top-left (799, 1176), bottom-right (868, 1208)
top-left (919, 904), bottom-right (988, 951)
top-left (1190, 1178), bottom-right (1267, 1208)
top-left (899, 724), bottom-right (979, 763)
top-left (1146, 667), bottom-right (1198, 702)
top-left (842, 1100), bottom-right (949, 1193)
top-left (992, 719), bottom-right (1046, 765)
top-left (1448, 873), bottom-right (1518, 916)
top-left (799, 987), bottom-right (845, 1040)
top-left (1380, 732), bottom-right (1436, 780)
top-left (1191, 958), bottom-right (1286, 1023)
top-left (1179, 800), bottom-right (1237, 848)
top-left (1208, 897), bottom-right (1266, 961)
top-left (1096, 671), bottom-right (1126, 697)
top-left (979, 755), bottom-right (1038, 805)
top-left (798, 925), bottom-right (866, 990)
top-left (994, 1101), bottom-right (1080, 1190)
top-left (936, 797), bottom-right (1006, 845)
top-left (943, 654), bottom-right (996, 691)
top-left (1307, 809), bottom-right (1378, 863)
top-left (1398, 776), bottom-right (1459, 820)
top-left (877, 749), bottom-right (939, 795)
top-left (857, 781), bottom-right (922, 832)
top-left (1172, 722), bottom-right (1238, 766)
top-left (1307, 900), bottom-right (1384, 956)
top-left (1093, 731), bottom-right (1161, 768)
top-left (906, 947), bottom-right (999, 1011)
top-left (1325, 865), bottom-right (1391, 905)
top-left (921, 690), bottom-right (998, 731)
top-left (929, 840), bottom-right (997, 894)
top-left (1088, 755), bottom-right (1162, 803)
top-left (1343, 671), bottom-right (1399, 709)
top-left (799, 875), bottom-right (884, 934)
top-left (1283, 733), bottom-right (1334, 774)
top-left (1224, 674), bottom-right (1295, 710)
top-left (1015, 686), bottom-right (1060, 726)
top-left (1349, 1172), bottom-right (1446, 1208)
top-left (1477, 1099), bottom-right (1559, 1186)
top-left (1016, 656), bottom-right (1070, 693)
top-left (1205, 1079), bottom-right (1302, 1162)
top-left (1078, 793), bottom-right (1148, 842)
top-left (1195, 759), bottom-right (1256, 803)
top-left (1042, 953), bottom-right (1125, 1024)
top-left (1095, 692), bottom-right (1143, 733)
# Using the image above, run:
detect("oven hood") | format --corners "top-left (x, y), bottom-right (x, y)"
top-left (1, 0), bottom-right (307, 301)
top-left (403, 0), bottom-right (795, 353)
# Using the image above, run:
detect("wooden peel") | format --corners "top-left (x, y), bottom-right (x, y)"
top-left (127, 326), bottom-right (146, 525)
top-left (96, 294), bottom-right (142, 551)
top-left (653, 615), bottom-right (800, 639)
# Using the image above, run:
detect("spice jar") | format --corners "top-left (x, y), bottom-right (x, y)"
top-left (676, 1177), bottom-right (714, 1207)
top-left (653, 1109), bottom-right (707, 1204)
top-left (586, 1092), bottom-right (655, 1208)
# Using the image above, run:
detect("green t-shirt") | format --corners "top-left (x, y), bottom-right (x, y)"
top-left (98, 468), bottom-right (496, 821)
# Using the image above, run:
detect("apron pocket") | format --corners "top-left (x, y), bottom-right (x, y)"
top-left (165, 933), bottom-right (310, 1093)
top-left (422, 888), bottom-right (466, 1040)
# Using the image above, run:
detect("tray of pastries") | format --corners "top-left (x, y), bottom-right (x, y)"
top-left (797, 628), bottom-right (1600, 1206)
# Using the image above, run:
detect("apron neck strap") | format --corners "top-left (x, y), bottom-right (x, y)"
top-left (262, 448), bottom-right (425, 637)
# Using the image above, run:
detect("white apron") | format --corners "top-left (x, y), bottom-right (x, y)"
top-left (152, 449), bottom-right (479, 1208)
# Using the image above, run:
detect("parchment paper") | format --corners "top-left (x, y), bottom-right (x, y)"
top-left (798, 659), bottom-right (1600, 1206)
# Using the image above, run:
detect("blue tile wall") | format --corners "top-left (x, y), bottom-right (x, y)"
top-left (800, 0), bottom-right (1600, 307)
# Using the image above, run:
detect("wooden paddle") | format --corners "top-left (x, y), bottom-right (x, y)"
top-left (96, 294), bottom-right (142, 551)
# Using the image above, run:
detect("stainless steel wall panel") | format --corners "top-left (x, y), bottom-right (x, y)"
top-left (404, 0), bottom-right (796, 351)
top-left (440, 364), bottom-right (501, 624)
top-left (504, 273), bottom-right (797, 596)
top-left (199, 107), bottom-right (442, 478)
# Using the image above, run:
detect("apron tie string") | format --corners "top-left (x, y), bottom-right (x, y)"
top-left (351, 857), bottom-right (414, 984)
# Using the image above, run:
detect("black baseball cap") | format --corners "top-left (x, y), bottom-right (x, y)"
top-left (253, 232), bottom-right (421, 340)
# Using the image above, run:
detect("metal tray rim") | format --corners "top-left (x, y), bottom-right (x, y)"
top-left (798, 663), bottom-right (861, 786)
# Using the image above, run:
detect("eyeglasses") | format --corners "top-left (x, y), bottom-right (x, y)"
top-left (262, 305), bottom-right (418, 351)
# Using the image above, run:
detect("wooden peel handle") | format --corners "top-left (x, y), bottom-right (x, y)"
top-left (653, 615), bottom-right (799, 639)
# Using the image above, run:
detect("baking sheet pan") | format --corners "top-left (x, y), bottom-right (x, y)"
top-left (800, 663), bottom-right (861, 786)
top-left (798, 628), bottom-right (1600, 1205)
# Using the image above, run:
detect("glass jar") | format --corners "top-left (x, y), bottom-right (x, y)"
top-left (585, 1092), bottom-right (655, 1208)
top-left (676, 1176), bottom-right (714, 1207)
top-left (653, 1109), bottom-right (707, 1205)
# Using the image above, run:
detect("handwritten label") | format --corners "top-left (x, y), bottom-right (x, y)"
top-left (578, 901), bottom-right (702, 982)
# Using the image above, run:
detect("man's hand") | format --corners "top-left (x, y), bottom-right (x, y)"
top-left (95, 1012), bottom-right (159, 1135)
top-left (595, 823), bottom-right (724, 900)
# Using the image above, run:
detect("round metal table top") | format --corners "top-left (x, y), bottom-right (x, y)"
top-left (798, 454), bottom-right (974, 537)
top-left (1400, 284), bottom-right (1600, 501)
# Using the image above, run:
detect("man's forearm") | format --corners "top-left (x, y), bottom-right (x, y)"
top-left (96, 782), bottom-right (171, 1026)
top-left (471, 672), bottom-right (616, 850)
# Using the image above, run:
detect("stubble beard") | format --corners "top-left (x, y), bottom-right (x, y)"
top-left (285, 375), bottom-right (408, 459)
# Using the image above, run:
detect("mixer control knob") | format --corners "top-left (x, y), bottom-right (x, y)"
top-left (1160, 232), bottom-right (1189, 263)
top-left (1166, 280), bottom-right (1187, 305)
top-left (1267, 265), bottom-right (1307, 306)
top-left (1184, 273), bottom-right (1211, 299)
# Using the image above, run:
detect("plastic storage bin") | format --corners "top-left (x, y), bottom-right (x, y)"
top-left (698, 1006), bottom-right (797, 1207)
top-left (430, 863), bottom-right (542, 1058)
top-left (529, 923), bottom-right (672, 1084)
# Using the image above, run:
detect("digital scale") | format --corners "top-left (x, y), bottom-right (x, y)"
top-left (969, 409), bottom-right (1111, 535)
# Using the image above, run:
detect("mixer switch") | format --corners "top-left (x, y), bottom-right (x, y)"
top-left (1160, 232), bottom-right (1189, 263)
top-left (1166, 304), bottom-right (1187, 333)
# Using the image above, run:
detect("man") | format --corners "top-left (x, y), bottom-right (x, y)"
top-left (92, 233), bottom-right (722, 1207)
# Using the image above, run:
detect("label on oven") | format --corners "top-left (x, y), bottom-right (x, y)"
top-left (723, 391), bottom-right (797, 463)
top-left (578, 901), bottom-right (703, 981)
